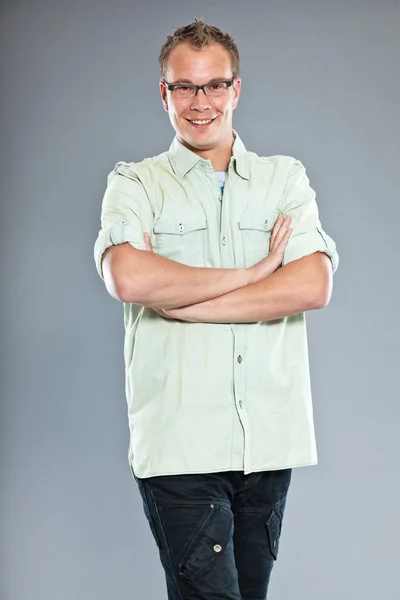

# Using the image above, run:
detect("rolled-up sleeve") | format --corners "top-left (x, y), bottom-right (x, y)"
top-left (94, 162), bottom-right (154, 281)
top-left (280, 159), bottom-right (339, 273)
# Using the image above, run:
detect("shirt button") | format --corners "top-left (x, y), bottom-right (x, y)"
top-left (237, 355), bottom-right (242, 363)
top-left (178, 223), bottom-right (184, 232)
top-left (239, 400), bottom-right (243, 409)
top-left (222, 237), bottom-right (226, 246)
top-left (264, 220), bottom-right (268, 229)
top-left (213, 544), bottom-right (222, 553)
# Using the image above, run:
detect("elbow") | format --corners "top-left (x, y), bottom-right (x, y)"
top-left (312, 281), bottom-right (332, 310)
top-left (116, 278), bottom-right (142, 304)
top-left (102, 261), bottom-right (141, 303)
top-left (118, 275), bottom-right (153, 305)
top-left (105, 279), bottom-right (143, 304)
top-left (104, 275), bottom-right (129, 303)
top-left (312, 255), bottom-right (334, 309)
top-left (101, 244), bottom-right (143, 304)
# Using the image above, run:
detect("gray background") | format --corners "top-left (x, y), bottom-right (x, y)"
top-left (1, 1), bottom-right (399, 599)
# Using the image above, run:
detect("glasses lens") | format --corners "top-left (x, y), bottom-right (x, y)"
top-left (173, 85), bottom-right (196, 98)
top-left (205, 82), bottom-right (230, 96)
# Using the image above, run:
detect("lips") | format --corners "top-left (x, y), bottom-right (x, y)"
top-left (186, 116), bottom-right (218, 126)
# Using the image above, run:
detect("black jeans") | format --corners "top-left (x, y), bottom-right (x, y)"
top-left (133, 468), bottom-right (292, 599)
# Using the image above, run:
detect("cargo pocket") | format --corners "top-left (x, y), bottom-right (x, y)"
top-left (153, 215), bottom-right (207, 267)
top-left (238, 210), bottom-right (277, 267)
top-left (266, 508), bottom-right (283, 560)
top-left (153, 499), bottom-right (233, 583)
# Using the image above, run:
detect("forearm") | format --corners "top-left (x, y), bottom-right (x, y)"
top-left (170, 253), bottom-right (332, 323)
top-left (102, 243), bottom-right (251, 309)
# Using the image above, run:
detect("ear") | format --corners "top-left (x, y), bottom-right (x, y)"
top-left (232, 78), bottom-right (241, 111)
top-left (160, 82), bottom-right (169, 112)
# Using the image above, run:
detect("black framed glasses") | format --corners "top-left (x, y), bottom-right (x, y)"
top-left (162, 78), bottom-right (235, 99)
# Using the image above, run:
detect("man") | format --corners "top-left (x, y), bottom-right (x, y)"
top-left (94, 19), bottom-right (339, 600)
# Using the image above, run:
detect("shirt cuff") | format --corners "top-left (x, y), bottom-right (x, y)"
top-left (283, 226), bottom-right (339, 273)
top-left (94, 219), bottom-right (140, 281)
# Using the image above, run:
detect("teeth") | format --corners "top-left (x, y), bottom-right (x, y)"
top-left (190, 119), bottom-right (213, 125)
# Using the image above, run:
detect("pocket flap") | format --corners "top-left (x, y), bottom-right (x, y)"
top-left (238, 210), bottom-right (277, 232)
top-left (154, 216), bottom-right (207, 235)
top-left (266, 509), bottom-right (282, 560)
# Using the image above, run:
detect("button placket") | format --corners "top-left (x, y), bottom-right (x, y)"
top-left (237, 355), bottom-right (243, 409)
top-left (232, 327), bottom-right (247, 416)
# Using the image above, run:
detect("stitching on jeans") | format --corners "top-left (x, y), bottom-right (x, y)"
top-left (140, 480), bottom-right (163, 549)
top-left (178, 505), bottom-right (218, 570)
top-left (179, 505), bottom-right (233, 583)
top-left (235, 472), bottom-right (263, 494)
top-left (237, 494), bottom-right (287, 514)
top-left (150, 496), bottom-right (231, 510)
top-left (151, 489), bottom-right (185, 600)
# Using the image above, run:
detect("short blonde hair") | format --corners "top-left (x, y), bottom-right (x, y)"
top-left (159, 18), bottom-right (240, 80)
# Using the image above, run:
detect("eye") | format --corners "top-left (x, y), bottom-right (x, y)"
top-left (175, 85), bottom-right (192, 92)
top-left (208, 82), bottom-right (226, 91)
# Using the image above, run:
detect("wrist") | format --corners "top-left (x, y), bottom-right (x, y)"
top-left (245, 265), bottom-right (258, 286)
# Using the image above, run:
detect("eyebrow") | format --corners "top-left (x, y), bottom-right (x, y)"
top-left (167, 77), bottom-right (229, 85)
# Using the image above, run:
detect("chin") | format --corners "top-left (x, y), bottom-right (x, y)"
top-left (187, 129), bottom-right (220, 144)
top-left (191, 139), bottom-right (218, 151)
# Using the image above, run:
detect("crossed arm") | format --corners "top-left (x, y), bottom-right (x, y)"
top-left (97, 159), bottom-right (337, 324)
top-left (155, 252), bottom-right (333, 324)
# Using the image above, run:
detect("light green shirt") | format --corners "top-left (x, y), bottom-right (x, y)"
top-left (94, 131), bottom-right (339, 479)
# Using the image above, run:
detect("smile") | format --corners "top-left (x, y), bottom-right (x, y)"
top-left (186, 116), bottom-right (218, 126)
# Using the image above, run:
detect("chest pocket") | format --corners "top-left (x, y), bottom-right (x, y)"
top-left (238, 210), bottom-right (277, 267)
top-left (153, 215), bottom-right (207, 267)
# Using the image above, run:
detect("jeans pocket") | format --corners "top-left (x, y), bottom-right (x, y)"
top-left (266, 508), bottom-right (282, 560)
top-left (153, 499), bottom-right (233, 583)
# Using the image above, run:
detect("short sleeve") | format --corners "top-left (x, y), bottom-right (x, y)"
top-left (280, 159), bottom-right (339, 273)
top-left (93, 162), bottom-right (154, 281)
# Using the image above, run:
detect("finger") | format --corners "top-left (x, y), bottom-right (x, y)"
top-left (144, 232), bottom-right (153, 251)
top-left (270, 223), bottom-right (290, 257)
top-left (275, 227), bottom-right (292, 253)
top-left (271, 216), bottom-right (292, 253)
top-left (270, 214), bottom-right (284, 248)
top-left (270, 214), bottom-right (290, 250)
top-left (270, 227), bottom-right (292, 268)
top-left (153, 307), bottom-right (174, 320)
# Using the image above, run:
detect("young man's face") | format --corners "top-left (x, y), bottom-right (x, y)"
top-left (160, 43), bottom-right (241, 153)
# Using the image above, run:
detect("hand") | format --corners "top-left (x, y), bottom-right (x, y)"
top-left (143, 232), bottom-right (175, 320)
top-left (247, 214), bottom-right (292, 284)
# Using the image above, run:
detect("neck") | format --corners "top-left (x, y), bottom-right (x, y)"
top-left (179, 134), bottom-right (233, 172)
top-left (202, 147), bottom-right (231, 171)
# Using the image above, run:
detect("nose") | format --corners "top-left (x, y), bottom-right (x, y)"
top-left (190, 88), bottom-right (212, 111)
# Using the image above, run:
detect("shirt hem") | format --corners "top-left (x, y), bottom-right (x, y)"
top-left (130, 460), bottom-right (318, 479)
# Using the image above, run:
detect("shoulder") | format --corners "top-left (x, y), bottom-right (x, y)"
top-left (106, 150), bottom-right (169, 186)
top-left (246, 150), bottom-right (304, 172)
top-left (244, 151), bottom-right (309, 186)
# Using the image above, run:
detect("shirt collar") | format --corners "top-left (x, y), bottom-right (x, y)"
top-left (167, 129), bottom-right (249, 180)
